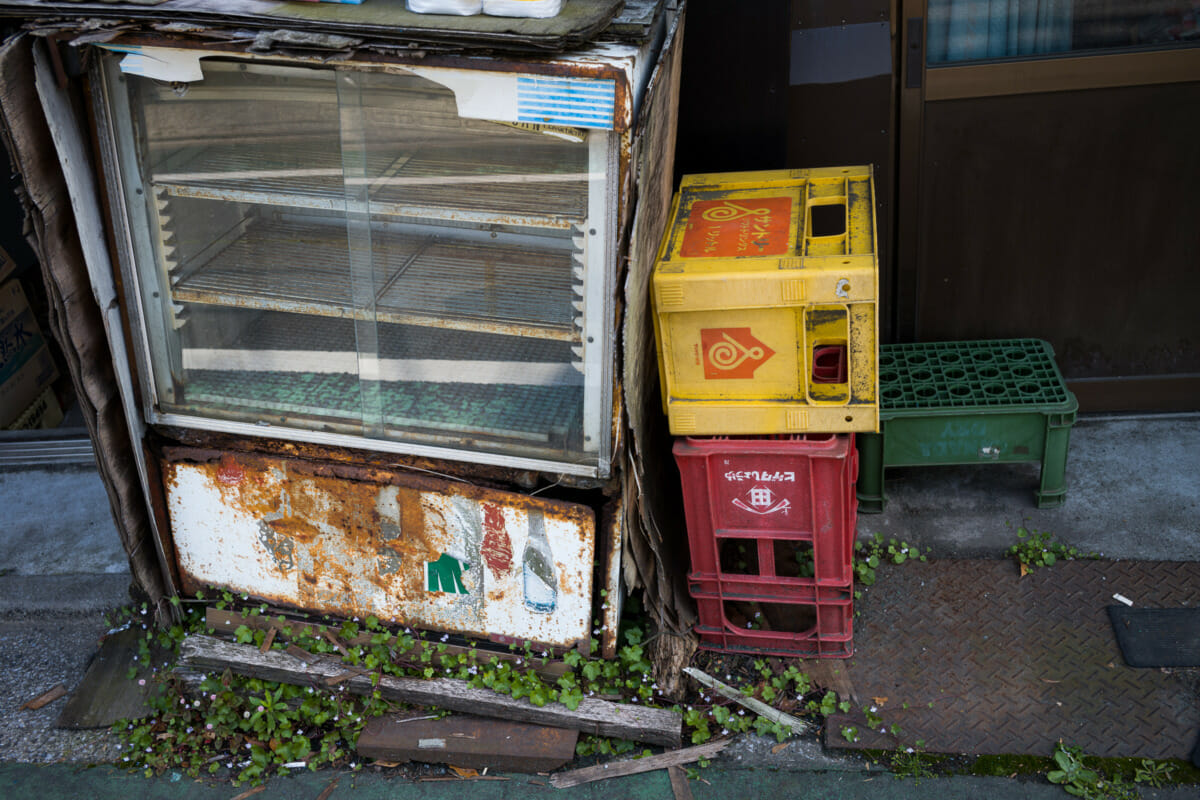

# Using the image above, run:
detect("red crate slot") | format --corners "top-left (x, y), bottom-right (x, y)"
top-left (812, 344), bottom-right (848, 384)
top-left (688, 579), bottom-right (853, 658)
top-left (673, 434), bottom-right (858, 588)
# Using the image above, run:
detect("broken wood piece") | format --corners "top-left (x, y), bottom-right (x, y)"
top-left (230, 785), bottom-right (266, 800)
top-left (323, 630), bottom-right (350, 658)
top-left (258, 627), bottom-right (276, 654)
top-left (313, 778), bottom-right (338, 800)
top-left (682, 667), bottom-right (809, 736)
top-left (206, 608), bottom-right (568, 680)
top-left (20, 684), bottom-right (68, 711)
top-left (548, 740), bottom-right (729, 789)
top-left (58, 626), bottom-right (153, 728)
top-left (321, 669), bottom-right (364, 687)
top-left (285, 645), bottom-right (319, 665)
top-left (179, 635), bottom-right (681, 747)
top-left (357, 713), bottom-right (577, 773)
top-left (668, 765), bottom-right (695, 800)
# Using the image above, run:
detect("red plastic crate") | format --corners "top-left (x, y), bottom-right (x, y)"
top-left (673, 434), bottom-right (858, 589)
top-left (688, 578), bottom-right (853, 658)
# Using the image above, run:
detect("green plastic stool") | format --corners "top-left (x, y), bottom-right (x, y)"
top-left (857, 339), bottom-right (1077, 513)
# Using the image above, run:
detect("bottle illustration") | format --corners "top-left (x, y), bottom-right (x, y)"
top-left (522, 510), bottom-right (557, 613)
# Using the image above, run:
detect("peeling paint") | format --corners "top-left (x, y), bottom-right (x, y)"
top-left (163, 449), bottom-right (594, 647)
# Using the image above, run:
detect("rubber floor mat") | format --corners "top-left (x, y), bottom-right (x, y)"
top-left (1108, 606), bottom-right (1200, 668)
top-left (823, 560), bottom-right (1200, 759)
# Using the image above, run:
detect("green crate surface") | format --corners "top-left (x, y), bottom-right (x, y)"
top-left (878, 339), bottom-right (1071, 413)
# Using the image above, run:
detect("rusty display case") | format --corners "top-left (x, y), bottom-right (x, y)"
top-left (64, 5), bottom-right (685, 652)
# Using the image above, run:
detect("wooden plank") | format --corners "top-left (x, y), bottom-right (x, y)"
top-left (206, 608), bottom-right (569, 680)
top-left (356, 713), bottom-right (577, 773)
top-left (179, 635), bottom-right (682, 747)
top-left (57, 626), bottom-right (153, 728)
top-left (668, 765), bottom-right (695, 800)
top-left (548, 740), bottom-right (729, 789)
top-left (20, 684), bottom-right (68, 711)
top-left (682, 667), bottom-right (810, 735)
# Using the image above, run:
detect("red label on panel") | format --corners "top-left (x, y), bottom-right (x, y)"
top-left (700, 328), bottom-right (775, 379)
top-left (480, 503), bottom-right (513, 575)
top-left (680, 197), bottom-right (792, 258)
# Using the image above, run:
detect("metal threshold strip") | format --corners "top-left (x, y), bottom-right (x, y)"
top-left (0, 432), bottom-right (95, 466)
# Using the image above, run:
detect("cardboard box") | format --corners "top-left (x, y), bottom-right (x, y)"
top-left (6, 386), bottom-right (64, 430)
top-left (0, 245), bottom-right (16, 286)
top-left (0, 279), bottom-right (59, 428)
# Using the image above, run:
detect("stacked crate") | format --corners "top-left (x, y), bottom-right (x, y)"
top-left (653, 167), bottom-right (878, 658)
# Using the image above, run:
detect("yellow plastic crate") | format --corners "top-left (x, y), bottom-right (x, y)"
top-left (652, 166), bottom-right (879, 435)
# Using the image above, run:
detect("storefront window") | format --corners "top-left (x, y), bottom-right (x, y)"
top-left (927, 0), bottom-right (1200, 64)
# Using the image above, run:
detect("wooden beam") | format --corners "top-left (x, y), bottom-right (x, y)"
top-left (178, 635), bottom-right (681, 748)
top-left (356, 713), bottom-right (577, 773)
top-left (205, 608), bottom-right (569, 681)
top-left (548, 740), bottom-right (728, 789)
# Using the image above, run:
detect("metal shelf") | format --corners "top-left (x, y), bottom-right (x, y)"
top-left (170, 219), bottom-right (581, 342)
top-left (151, 140), bottom-right (589, 230)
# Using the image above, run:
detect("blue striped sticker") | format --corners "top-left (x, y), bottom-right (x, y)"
top-left (516, 76), bottom-right (617, 130)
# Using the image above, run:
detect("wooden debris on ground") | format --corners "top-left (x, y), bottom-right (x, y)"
top-left (356, 713), bottom-right (578, 773)
top-left (178, 635), bottom-right (682, 747)
top-left (798, 658), bottom-right (857, 704)
top-left (206, 608), bottom-right (569, 680)
top-left (646, 630), bottom-right (698, 699)
top-left (57, 626), bottom-right (154, 728)
top-left (20, 684), bottom-right (68, 711)
top-left (548, 740), bottom-right (728, 789)
top-left (668, 765), bottom-right (694, 800)
top-left (682, 667), bottom-right (809, 735)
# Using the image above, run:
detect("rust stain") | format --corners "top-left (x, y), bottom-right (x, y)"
top-left (165, 448), bottom-right (595, 645)
top-left (480, 502), bottom-right (513, 575)
top-left (216, 454), bottom-right (244, 485)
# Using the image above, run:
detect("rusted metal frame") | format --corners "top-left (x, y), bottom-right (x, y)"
top-left (82, 31), bottom-right (637, 132)
top-left (162, 445), bottom-right (594, 521)
top-left (142, 441), bottom-right (184, 599)
top-left (155, 427), bottom-right (549, 491)
top-left (598, 496), bottom-right (624, 660)
top-left (164, 448), bottom-right (596, 648)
